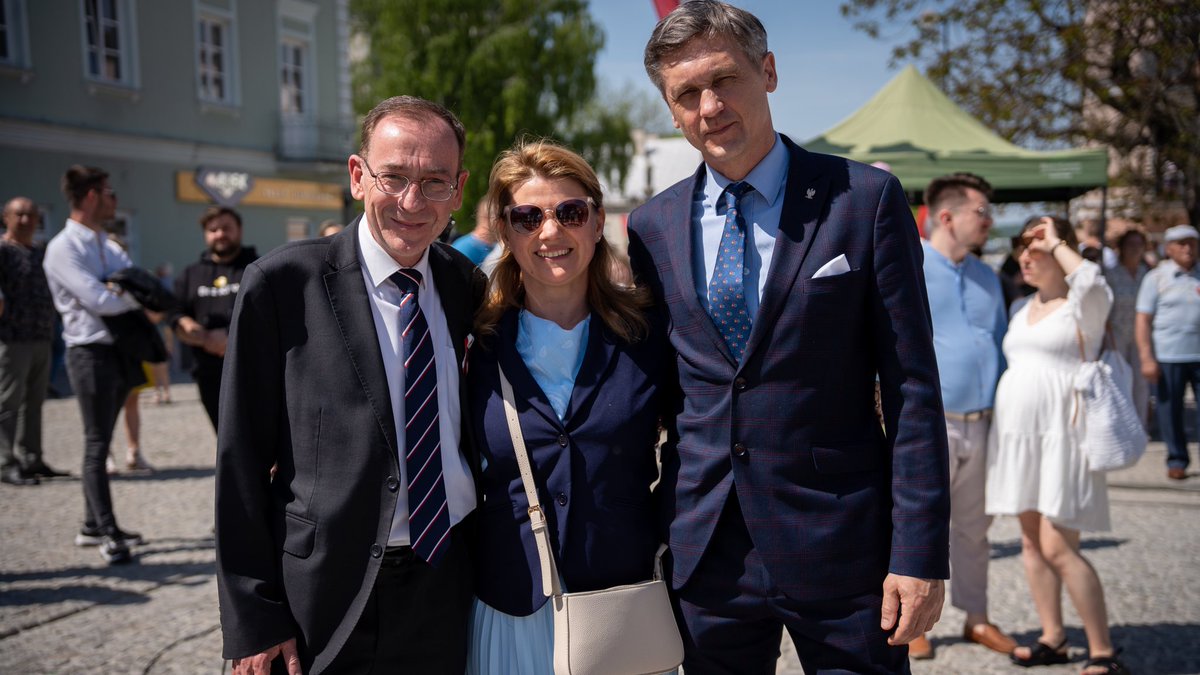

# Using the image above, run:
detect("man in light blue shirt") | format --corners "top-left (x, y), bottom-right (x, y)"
top-left (1136, 224), bottom-right (1200, 480)
top-left (43, 165), bottom-right (143, 565)
top-left (914, 173), bottom-right (1014, 658)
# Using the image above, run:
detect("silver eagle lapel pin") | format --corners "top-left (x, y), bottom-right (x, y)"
top-left (805, 187), bottom-right (816, 200)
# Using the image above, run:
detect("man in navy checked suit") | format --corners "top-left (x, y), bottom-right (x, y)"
top-left (627, 2), bottom-right (951, 672)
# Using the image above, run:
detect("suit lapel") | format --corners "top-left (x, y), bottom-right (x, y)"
top-left (563, 313), bottom-right (618, 427)
top-left (324, 218), bottom-right (398, 457)
top-left (664, 166), bottom-right (740, 366)
top-left (743, 138), bottom-right (830, 361)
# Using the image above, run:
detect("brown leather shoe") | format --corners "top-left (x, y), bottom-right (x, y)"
top-left (963, 622), bottom-right (1017, 654)
top-left (1168, 467), bottom-right (1187, 480)
top-left (908, 634), bottom-right (933, 660)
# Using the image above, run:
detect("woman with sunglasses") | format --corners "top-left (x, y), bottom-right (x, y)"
top-left (464, 140), bottom-right (672, 674)
top-left (986, 217), bottom-right (1129, 674)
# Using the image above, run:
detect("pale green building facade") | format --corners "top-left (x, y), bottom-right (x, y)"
top-left (0, 0), bottom-right (355, 270)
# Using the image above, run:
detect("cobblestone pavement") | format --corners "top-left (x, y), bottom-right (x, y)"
top-left (2, 385), bottom-right (1198, 674)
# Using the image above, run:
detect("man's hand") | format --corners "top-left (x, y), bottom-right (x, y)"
top-left (231, 637), bottom-right (302, 675)
top-left (880, 574), bottom-right (944, 646)
top-left (203, 327), bottom-right (228, 357)
top-left (1141, 356), bottom-right (1160, 384)
top-left (175, 316), bottom-right (208, 347)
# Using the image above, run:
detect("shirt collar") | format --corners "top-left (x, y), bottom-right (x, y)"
top-left (357, 216), bottom-right (432, 290)
top-left (703, 133), bottom-right (787, 207)
top-left (922, 239), bottom-right (964, 271)
top-left (65, 218), bottom-right (102, 241)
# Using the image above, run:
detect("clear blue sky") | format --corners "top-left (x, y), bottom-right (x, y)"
top-left (587, 0), bottom-right (912, 142)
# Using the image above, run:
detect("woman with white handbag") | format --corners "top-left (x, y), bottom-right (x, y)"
top-left (986, 216), bottom-right (1130, 674)
top-left (464, 140), bottom-right (681, 675)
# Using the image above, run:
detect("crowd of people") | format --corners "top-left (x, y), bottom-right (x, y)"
top-left (4, 1), bottom-right (1196, 674)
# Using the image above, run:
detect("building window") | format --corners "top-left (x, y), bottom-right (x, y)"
top-left (81, 0), bottom-right (138, 86)
top-left (196, 9), bottom-right (237, 104)
top-left (0, 0), bottom-right (31, 70)
top-left (279, 39), bottom-right (307, 116)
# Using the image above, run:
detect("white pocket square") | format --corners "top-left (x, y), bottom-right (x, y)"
top-left (812, 254), bottom-right (851, 279)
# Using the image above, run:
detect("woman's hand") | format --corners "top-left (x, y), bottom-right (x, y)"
top-left (1023, 217), bottom-right (1062, 254)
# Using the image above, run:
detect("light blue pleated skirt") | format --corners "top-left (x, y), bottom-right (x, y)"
top-left (466, 596), bottom-right (555, 675)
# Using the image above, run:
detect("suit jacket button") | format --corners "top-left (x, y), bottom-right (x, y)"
top-left (557, 493), bottom-right (568, 506)
top-left (557, 434), bottom-right (568, 447)
top-left (370, 544), bottom-right (383, 558)
top-left (733, 443), bottom-right (748, 457)
top-left (734, 377), bottom-right (747, 391)
top-left (386, 476), bottom-right (399, 492)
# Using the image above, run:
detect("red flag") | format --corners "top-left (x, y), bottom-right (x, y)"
top-left (652, 0), bottom-right (680, 20)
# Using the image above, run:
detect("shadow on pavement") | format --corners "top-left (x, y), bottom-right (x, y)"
top-left (111, 466), bottom-right (215, 482)
top-left (989, 536), bottom-right (1128, 560)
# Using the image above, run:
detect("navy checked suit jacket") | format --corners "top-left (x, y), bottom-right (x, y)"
top-left (627, 136), bottom-right (950, 600)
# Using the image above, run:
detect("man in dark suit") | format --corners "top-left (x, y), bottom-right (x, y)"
top-left (215, 96), bottom-right (486, 675)
top-left (627, 3), bottom-right (951, 672)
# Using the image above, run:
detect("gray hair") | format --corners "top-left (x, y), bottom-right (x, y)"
top-left (643, 0), bottom-right (769, 93)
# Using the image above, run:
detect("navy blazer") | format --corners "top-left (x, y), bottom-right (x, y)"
top-left (627, 137), bottom-right (950, 601)
top-left (468, 308), bottom-right (669, 616)
top-left (214, 219), bottom-right (487, 673)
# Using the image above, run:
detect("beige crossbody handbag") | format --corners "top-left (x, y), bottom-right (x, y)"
top-left (498, 364), bottom-right (685, 675)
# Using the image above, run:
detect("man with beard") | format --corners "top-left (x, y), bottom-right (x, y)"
top-left (911, 173), bottom-right (1015, 659)
top-left (169, 206), bottom-right (256, 431)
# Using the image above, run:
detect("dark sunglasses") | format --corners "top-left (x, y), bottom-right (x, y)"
top-left (504, 198), bottom-right (594, 235)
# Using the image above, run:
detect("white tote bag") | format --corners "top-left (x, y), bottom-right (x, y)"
top-left (1073, 327), bottom-right (1148, 472)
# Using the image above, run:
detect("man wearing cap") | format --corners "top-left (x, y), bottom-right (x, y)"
top-left (1136, 224), bottom-right (1200, 480)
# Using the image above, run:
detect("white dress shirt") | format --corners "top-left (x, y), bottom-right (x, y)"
top-left (42, 218), bottom-right (139, 346)
top-left (356, 221), bottom-right (476, 546)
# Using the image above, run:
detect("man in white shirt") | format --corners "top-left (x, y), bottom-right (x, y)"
top-left (42, 166), bottom-right (144, 564)
top-left (215, 96), bottom-right (487, 675)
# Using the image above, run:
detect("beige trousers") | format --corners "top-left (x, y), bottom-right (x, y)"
top-left (946, 416), bottom-right (992, 615)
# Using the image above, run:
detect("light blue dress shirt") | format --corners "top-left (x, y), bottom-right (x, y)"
top-left (921, 241), bottom-right (1007, 413)
top-left (692, 133), bottom-right (788, 318)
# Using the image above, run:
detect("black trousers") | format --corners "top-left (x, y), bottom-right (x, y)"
top-left (65, 344), bottom-right (132, 533)
top-left (276, 524), bottom-right (474, 674)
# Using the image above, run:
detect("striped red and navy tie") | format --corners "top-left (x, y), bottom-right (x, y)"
top-left (393, 268), bottom-right (450, 566)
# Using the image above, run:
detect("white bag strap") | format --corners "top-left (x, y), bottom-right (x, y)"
top-left (498, 363), bottom-right (671, 596)
top-left (498, 363), bottom-right (562, 598)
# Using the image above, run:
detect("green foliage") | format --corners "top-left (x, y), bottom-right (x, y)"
top-left (350, 0), bottom-right (636, 228)
top-left (841, 0), bottom-right (1200, 223)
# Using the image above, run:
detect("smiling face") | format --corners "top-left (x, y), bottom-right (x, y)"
top-left (204, 213), bottom-right (243, 259)
top-left (349, 113), bottom-right (467, 267)
top-left (658, 34), bottom-right (777, 181)
top-left (500, 175), bottom-right (604, 306)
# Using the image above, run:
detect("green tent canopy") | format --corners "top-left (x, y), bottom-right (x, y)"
top-left (804, 65), bottom-right (1109, 204)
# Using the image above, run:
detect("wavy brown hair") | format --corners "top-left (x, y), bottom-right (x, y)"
top-left (476, 139), bottom-right (651, 343)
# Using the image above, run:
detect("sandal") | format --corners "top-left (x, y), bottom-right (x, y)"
top-left (1011, 637), bottom-right (1070, 667)
top-left (1083, 653), bottom-right (1130, 674)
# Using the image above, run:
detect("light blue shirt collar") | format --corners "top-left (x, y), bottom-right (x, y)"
top-left (703, 133), bottom-right (787, 207)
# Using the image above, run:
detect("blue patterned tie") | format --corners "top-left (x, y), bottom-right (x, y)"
top-left (393, 269), bottom-right (450, 565)
top-left (708, 181), bottom-right (754, 360)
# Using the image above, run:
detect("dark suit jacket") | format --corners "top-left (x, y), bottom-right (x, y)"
top-left (468, 308), bottom-right (669, 616)
top-left (214, 219), bottom-right (487, 673)
top-left (627, 136), bottom-right (950, 601)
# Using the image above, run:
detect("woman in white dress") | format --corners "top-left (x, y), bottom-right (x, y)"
top-left (987, 217), bottom-right (1130, 674)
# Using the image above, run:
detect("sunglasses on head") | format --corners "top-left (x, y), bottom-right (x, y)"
top-left (504, 198), bottom-right (595, 235)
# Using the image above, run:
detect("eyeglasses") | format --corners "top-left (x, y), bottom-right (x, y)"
top-left (504, 198), bottom-right (595, 235)
top-left (963, 205), bottom-right (992, 219)
top-left (358, 156), bottom-right (458, 202)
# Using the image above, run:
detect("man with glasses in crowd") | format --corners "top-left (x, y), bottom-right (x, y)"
top-left (43, 166), bottom-right (144, 564)
top-left (0, 196), bottom-right (67, 486)
top-left (912, 173), bottom-right (1015, 659)
top-left (215, 96), bottom-right (486, 674)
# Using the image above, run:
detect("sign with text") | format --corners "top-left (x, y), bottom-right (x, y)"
top-left (195, 168), bottom-right (254, 206)
top-left (176, 171), bottom-right (343, 210)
